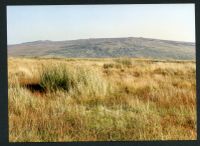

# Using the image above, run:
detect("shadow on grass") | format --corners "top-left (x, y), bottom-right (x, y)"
top-left (23, 83), bottom-right (46, 94)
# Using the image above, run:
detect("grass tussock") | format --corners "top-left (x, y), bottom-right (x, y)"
top-left (8, 57), bottom-right (196, 142)
top-left (39, 64), bottom-right (73, 91)
top-left (39, 64), bottom-right (112, 97)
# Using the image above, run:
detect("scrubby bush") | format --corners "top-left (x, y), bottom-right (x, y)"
top-left (114, 57), bottom-right (132, 67)
top-left (103, 63), bottom-right (115, 69)
top-left (103, 63), bottom-right (122, 69)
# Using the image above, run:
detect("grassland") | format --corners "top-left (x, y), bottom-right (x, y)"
top-left (8, 57), bottom-right (196, 142)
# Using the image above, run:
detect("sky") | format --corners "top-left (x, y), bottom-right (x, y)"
top-left (7, 4), bottom-right (195, 45)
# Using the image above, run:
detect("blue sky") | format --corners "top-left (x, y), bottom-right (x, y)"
top-left (7, 4), bottom-right (195, 45)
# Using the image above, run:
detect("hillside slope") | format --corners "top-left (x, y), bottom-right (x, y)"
top-left (8, 37), bottom-right (195, 60)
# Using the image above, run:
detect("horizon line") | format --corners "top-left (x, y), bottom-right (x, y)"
top-left (8, 36), bottom-right (196, 45)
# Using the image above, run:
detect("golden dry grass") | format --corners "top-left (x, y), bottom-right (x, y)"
top-left (8, 57), bottom-right (196, 142)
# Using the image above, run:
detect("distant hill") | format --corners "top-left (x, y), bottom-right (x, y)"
top-left (8, 37), bottom-right (195, 60)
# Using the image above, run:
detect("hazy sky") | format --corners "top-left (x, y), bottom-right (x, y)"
top-left (7, 4), bottom-right (195, 45)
